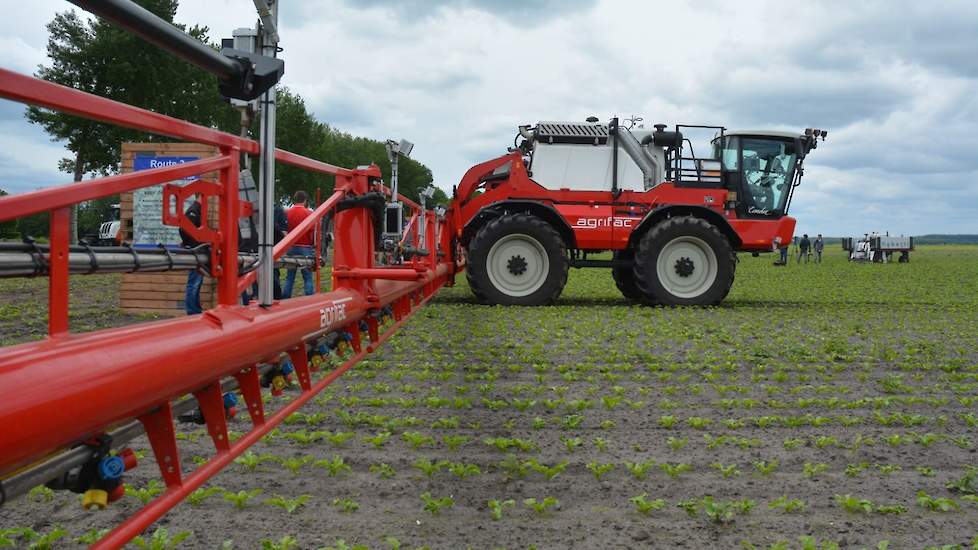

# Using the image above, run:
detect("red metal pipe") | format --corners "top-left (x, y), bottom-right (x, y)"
top-left (216, 149), bottom-right (240, 305)
top-left (315, 187), bottom-right (322, 293)
top-left (0, 156), bottom-right (231, 222)
top-left (0, 288), bottom-right (369, 475)
top-left (0, 69), bottom-right (257, 154)
top-left (335, 267), bottom-right (428, 281)
top-left (274, 148), bottom-right (355, 178)
top-left (47, 208), bottom-right (70, 336)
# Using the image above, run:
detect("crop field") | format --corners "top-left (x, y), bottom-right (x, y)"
top-left (2, 246), bottom-right (978, 549)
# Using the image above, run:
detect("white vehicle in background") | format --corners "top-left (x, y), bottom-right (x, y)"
top-left (843, 233), bottom-right (913, 263)
top-left (96, 204), bottom-right (121, 246)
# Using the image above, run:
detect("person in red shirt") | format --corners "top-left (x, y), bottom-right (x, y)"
top-left (283, 190), bottom-right (316, 297)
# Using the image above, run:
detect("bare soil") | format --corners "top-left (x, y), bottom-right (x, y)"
top-left (2, 248), bottom-right (978, 549)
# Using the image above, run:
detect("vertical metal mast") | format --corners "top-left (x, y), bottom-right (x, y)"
top-left (255, 0), bottom-right (279, 306)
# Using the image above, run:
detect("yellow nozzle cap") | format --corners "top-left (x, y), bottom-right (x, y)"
top-left (82, 489), bottom-right (108, 510)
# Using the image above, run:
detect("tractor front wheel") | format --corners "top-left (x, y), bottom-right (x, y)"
top-left (467, 213), bottom-right (568, 306)
top-left (633, 216), bottom-right (735, 306)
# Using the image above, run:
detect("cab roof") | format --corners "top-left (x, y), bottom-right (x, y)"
top-left (724, 129), bottom-right (801, 140)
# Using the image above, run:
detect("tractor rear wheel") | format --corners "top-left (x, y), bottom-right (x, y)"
top-left (467, 213), bottom-right (568, 306)
top-left (633, 216), bottom-right (735, 306)
top-left (612, 250), bottom-right (645, 302)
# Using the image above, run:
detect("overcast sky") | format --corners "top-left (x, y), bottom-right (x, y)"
top-left (2, 0), bottom-right (977, 236)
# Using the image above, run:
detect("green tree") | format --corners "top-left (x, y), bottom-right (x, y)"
top-left (274, 88), bottom-right (330, 202)
top-left (27, 0), bottom-right (237, 242)
top-left (0, 189), bottom-right (19, 239)
top-left (272, 88), bottom-right (437, 207)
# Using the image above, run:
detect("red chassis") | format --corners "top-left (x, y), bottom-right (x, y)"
top-left (452, 151), bottom-right (796, 255)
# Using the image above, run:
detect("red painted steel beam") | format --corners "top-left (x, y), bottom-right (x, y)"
top-left (47, 208), bottom-right (70, 336)
top-left (0, 69), bottom-right (258, 154)
top-left (0, 288), bottom-right (368, 475)
top-left (216, 149), bottom-right (240, 305)
top-left (335, 267), bottom-right (429, 281)
top-left (274, 148), bottom-right (355, 178)
top-left (0, 156), bottom-right (231, 222)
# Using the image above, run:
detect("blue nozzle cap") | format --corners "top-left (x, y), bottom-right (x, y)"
top-left (98, 455), bottom-right (126, 481)
top-left (280, 359), bottom-right (294, 376)
top-left (359, 320), bottom-right (369, 332)
top-left (318, 344), bottom-right (329, 355)
top-left (223, 392), bottom-right (237, 409)
top-left (341, 332), bottom-right (353, 342)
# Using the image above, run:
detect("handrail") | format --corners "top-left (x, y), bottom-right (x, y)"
top-left (0, 68), bottom-right (259, 154)
top-left (0, 156), bottom-right (230, 222)
top-left (274, 148), bottom-right (354, 178)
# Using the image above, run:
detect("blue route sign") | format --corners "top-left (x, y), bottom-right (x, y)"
top-left (132, 155), bottom-right (200, 246)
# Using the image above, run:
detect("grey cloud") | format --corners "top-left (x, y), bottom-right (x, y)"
top-left (6, 0), bottom-right (978, 235)
top-left (313, 95), bottom-right (378, 129)
top-left (339, 0), bottom-right (596, 23)
top-left (789, 3), bottom-right (978, 78)
top-left (714, 79), bottom-right (911, 129)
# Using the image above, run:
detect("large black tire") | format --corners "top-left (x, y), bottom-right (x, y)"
top-left (633, 216), bottom-right (735, 306)
top-left (465, 266), bottom-right (489, 304)
top-left (466, 213), bottom-right (568, 306)
top-left (612, 250), bottom-right (644, 302)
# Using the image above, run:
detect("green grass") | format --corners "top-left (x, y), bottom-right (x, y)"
top-left (3, 245), bottom-right (978, 548)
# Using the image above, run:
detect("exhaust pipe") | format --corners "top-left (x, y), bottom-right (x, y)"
top-left (615, 124), bottom-right (659, 189)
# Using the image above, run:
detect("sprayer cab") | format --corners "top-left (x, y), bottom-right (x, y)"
top-left (708, 128), bottom-right (827, 219)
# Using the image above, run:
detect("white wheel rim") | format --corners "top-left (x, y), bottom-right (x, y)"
top-left (486, 233), bottom-right (549, 297)
top-left (655, 235), bottom-right (718, 299)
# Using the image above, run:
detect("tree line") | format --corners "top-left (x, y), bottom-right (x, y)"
top-left (3, 0), bottom-right (444, 241)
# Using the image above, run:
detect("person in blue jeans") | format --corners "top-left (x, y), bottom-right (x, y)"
top-left (272, 203), bottom-right (288, 299)
top-left (282, 190), bottom-right (316, 298)
top-left (179, 193), bottom-right (205, 314)
top-left (282, 245), bottom-right (315, 297)
top-left (185, 269), bottom-right (203, 314)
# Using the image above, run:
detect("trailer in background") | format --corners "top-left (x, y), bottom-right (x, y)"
top-left (843, 234), bottom-right (913, 263)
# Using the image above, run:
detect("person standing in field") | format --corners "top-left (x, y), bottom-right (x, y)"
top-left (813, 234), bottom-right (824, 263)
top-left (272, 202), bottom-right (288, 299)
top-left (179, 192), bottom-right (205, 315)
top-left (283, 190), bottom-right (316, 298)
top-left (779, 243), bottom-right (789, 265)
top-left (799, 234), bottom-right (811, 264)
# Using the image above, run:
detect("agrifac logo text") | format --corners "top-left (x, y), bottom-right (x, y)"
top-left (574, 217), bottom-right (635, 229)
top-left (320, 302), bottom-right (347, 328)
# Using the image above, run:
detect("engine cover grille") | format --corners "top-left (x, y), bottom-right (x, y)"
top-left (535, 122), bottom-right (609, 145)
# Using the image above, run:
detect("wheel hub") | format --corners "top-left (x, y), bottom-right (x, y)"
top-left (674, 256), bottom-right (695, 277)
top-left (507, 255), bottom-right (528, 276)
top-left (654, 235), bottom-right (719, 300)
top-left (485, 233), bottom-right (551, 298)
